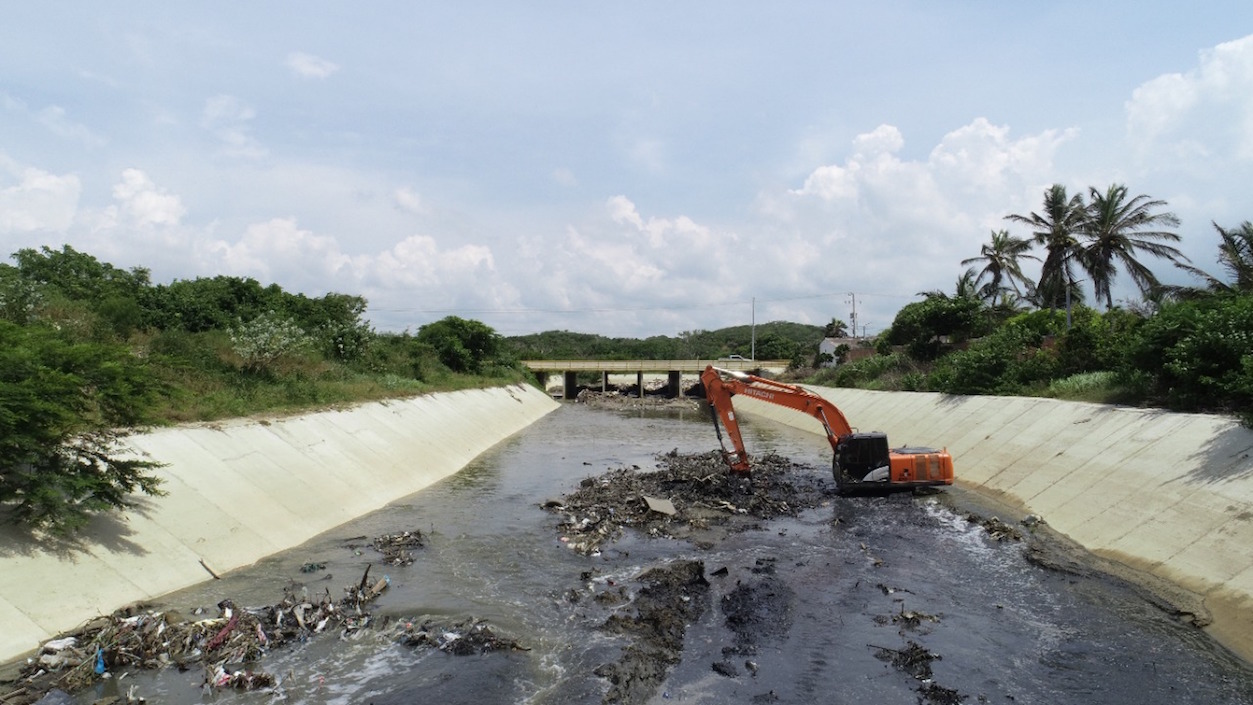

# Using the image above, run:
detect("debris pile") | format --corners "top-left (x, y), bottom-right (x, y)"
top-left (872, 640), bottom-right (941, 681)
top-left (5, 567), bottom-right (391, 704)
top-left (965, 513), bottom-right (1022, 542)
top-left (871, 641), bottom-right (965, 704)
top-left (339, 529), bottom-right (427, 565)
top-left (574, 389), bottom-right (703, 411)
top-left (545, 450), bottom-right (833, 555)
top-left (395, 618), bottom-right (528, 655)
top-left (875, 605), bottom-right (943, 633)
top-left (371, 530), bottom-right (426, 565)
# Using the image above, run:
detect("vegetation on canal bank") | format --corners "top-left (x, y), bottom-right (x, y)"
top-left (3, 191), bottom-right (1250, 533)
top-left (0, 245), bottom-right (527, 534)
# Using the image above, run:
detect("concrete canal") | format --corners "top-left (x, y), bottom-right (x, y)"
top-left (57, 402), bottom-right (1253, 705)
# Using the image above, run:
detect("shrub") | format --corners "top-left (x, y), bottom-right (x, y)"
top-left (230, 311), bottom-right (311, 373)
top-left (1123, 295), bottom-right (1253, 412)
top-left (928, 325), bottom-right (1057, 395)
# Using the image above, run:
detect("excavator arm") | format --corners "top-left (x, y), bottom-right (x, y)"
top-left (701, 365), bottom-right (853, 474)
top-left (700, 365), bottom-right (954, 491)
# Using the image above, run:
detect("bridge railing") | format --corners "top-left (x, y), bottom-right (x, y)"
top-left (521, 359), bottom-right (787, 373)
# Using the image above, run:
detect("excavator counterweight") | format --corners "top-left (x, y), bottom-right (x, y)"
top-left (700, 365), bottom-right (954, 492)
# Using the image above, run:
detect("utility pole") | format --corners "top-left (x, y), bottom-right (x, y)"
top-left (847, 292), bottom-right (857, 339)
top-left (750, 297), bottom-right (756, 360)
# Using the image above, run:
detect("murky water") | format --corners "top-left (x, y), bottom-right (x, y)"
top-left (95, 404), bottom-right (1253, 704)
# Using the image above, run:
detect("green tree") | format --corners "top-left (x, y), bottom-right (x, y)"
top-left (0, 263), bottom-right (41, 323)
top-left (754, 332), bottom-right (798, 361)
top-left (884, 282), bottom-right (989, 361)
top-left (1005, 184), bottom-right (1087, 309)
top-left (416, 316), bottom-right (503, 374)
top-left (11, 245), bottom-right (150, 306)
top-left (1080, 184), bottom-right (1185, 309)
top-left (143, 276), bottom-right (277, 333)
top-left (1174, 221), bottom-right (1253, 295)
top-left (0, 322), bottom-right (164, 534)
top-left (961, 229), bottom-right (1038, 301)
top-left (8, 245), bottom-right (152, 339)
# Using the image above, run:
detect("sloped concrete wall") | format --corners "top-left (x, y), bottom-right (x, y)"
top-left (735, 387), bottom-right (1253, 659)
top-left (0, 383), bottom-right (559, 664)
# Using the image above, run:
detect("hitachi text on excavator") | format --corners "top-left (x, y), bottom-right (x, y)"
top-left (700, 365), bottom-right (954, 493)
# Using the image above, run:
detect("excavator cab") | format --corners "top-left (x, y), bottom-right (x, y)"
top-left (834, 433), bottom-right (891, 484)
top-left (835, 433), bottom-right (953, 492)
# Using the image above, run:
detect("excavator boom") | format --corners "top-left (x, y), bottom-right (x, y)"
top-left (700, 365), bottom-right (954, 492)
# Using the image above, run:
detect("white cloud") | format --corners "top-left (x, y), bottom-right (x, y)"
top-left (208, 217), bottom-right (353, 282)
top-left (286, 51), bottom-right (340, 79)
top-left (853, 124), bottom-right (905, 157)
top-left (792, 162), bottom-right (860, 201)
top-left (111, 168), bottom-right (186, 227)
top-left (370, 235), bottom-right (494, 288)
top-left (1, 92), bottom-right (105, 147)
top-left (1126, 33), bottom-right (1253, 161)
top-left (394, 186), bottom-right (427, 215)
top-left (607, 195), bottom-right (646, 230)
top-left (538, 196), bottom-right (738, 318)
top-left (201, 94), bottom-right (267, 158)
top-left (36, 105), bottom-right (106, 148)
top-left (929, 118), bottom-right (1076, 195)
top-left (0, 156), bottom-right (81, 233)
top-left (607, 195), bottom-right (718, 250)
top-left (761, 119), bottom-right (1074, 326)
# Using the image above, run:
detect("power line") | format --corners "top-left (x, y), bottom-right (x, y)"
top-left (368, 289), bottom-right (918, 317)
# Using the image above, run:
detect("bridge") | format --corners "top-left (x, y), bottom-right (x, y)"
top-left (521, 359), bottom-right (788, 399)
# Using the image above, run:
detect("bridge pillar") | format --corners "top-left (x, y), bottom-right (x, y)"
top-left (637, 371), bottom-right (644, 398)
top-left (564, 371), bottom-right (577, 400)
top-left (602, 371), bottom-right (609, 393)
top-left (668, 370), bottom-right (682, 398)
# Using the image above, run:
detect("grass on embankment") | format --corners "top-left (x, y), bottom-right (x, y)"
top-left (141, 329), bottom-right (532, 425)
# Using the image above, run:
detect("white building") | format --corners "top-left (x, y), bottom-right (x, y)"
top-left (817, 336), bottom-right (878, 367)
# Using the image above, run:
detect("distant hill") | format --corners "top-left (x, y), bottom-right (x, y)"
top-left (505, 321), bottom-right (825, 361)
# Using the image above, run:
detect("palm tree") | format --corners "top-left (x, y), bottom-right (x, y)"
top-left (955, 268), bottom-right (981, 300)
top-left (920, 268), bottom-right (982, 300)
top-left (1005, 184), bottom-right (1087, 309)
top-left (1173, 220), bottom-right (1253, 295)
top-left (1080, 184), bottom-right (1185, 309)
top-left (961, 229), bottom-right (1038, 302)
top-left (823, 317), bottom-right (849, 338)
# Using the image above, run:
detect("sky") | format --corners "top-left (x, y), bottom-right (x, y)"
top-left (3, 3), bottom-right (1253, 339)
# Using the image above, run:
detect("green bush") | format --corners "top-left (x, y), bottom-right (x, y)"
top-left (810, 352), bottom-right (915, 389)
top-left (928, 325), bottom-right (1057, 395)
top-left (0, 322), bottom-right (164, 534)
top-left (1123, 295), bottom-right (1253, 412)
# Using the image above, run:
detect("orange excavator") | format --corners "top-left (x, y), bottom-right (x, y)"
top-left (700, 365), bottom-right (954, 493)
